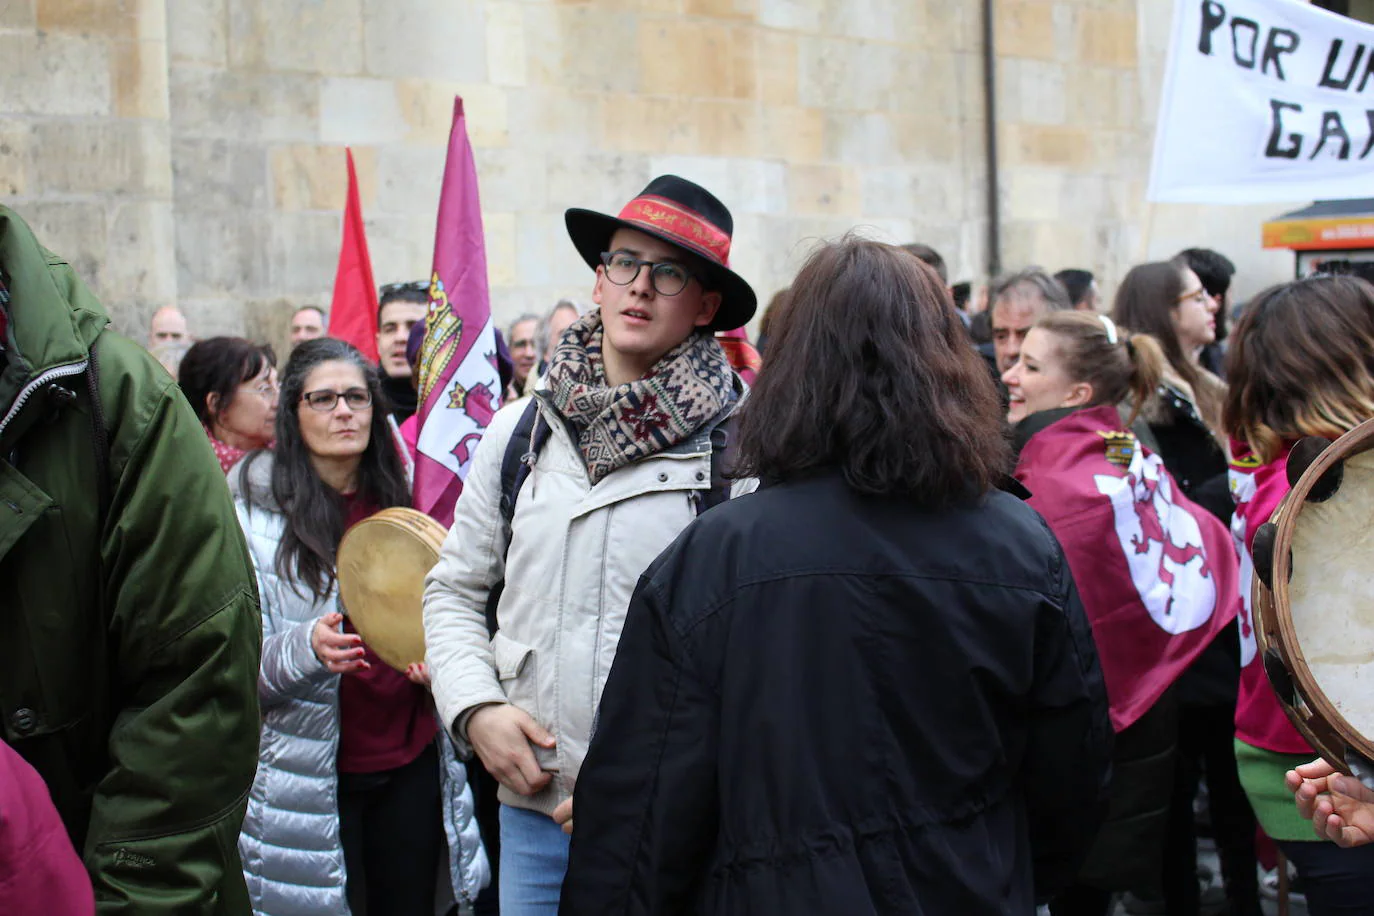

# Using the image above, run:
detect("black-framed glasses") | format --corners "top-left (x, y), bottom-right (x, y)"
top-left (301, 388), bottom-right (372, 411)
top-left (600, 251), bottom-right (696, 297)
top-left (379, 280), bottom-right (428, 297)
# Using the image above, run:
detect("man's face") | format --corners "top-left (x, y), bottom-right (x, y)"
top-left (594, 228), bottom-right (721, 378)
top-left (376, 300), bottom-right (427, 378)
top-left (508, 319), bottom-right (538, 385)
top-left (290, 308), bottom-right (326, 346)
top-left (149, 309), bottom-right (188, 347)
top-left (991, 294), bottom-right (1049, 373)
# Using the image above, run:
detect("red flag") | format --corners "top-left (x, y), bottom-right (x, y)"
top-left (716, 327), bottom-right (761, 385)
top-left (328, 148), bottom-right (379, 363)
top-left (412, 98), bottom-right (501, 527)
top-left (1014, 405), bottom-right (1240, 731)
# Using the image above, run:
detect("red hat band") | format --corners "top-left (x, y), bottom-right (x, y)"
top-left (617, 194), bottom-right (732, 266)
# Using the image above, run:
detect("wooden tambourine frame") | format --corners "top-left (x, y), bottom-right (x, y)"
top-left (1253, 419), bottom-right (1374, 784)
top-left (337, 507), bottom-right (447, 673)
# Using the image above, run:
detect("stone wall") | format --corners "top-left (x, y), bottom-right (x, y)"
top-left (1, 0), bottom-right (1303, 352)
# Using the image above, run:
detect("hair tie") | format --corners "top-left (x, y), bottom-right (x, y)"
top-left (1098, 314), bottom-right (1119, 345)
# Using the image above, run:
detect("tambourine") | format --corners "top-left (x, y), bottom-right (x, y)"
top-left (1253, 418), bottom-right (1374, 788)
top-left (336, 507), bottom-right (447, 673)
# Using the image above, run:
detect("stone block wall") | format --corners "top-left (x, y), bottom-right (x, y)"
top-left (1, 0), bottom-right (1299, 351)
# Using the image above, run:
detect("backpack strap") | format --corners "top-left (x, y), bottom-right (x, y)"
top-left (498, 399), bottom-right (550, 527)
top-left (486, 399), bottom-right (549, 636)
top-left (698, 413), bottom-right (737, 514)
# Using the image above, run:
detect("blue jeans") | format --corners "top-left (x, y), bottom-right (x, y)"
top-left (499, 803), bottom-right (571, 915)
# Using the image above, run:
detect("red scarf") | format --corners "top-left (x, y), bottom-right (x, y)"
top-left (206, 427), bottom-right (249, 476)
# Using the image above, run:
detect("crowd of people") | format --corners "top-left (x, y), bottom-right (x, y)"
top-left (3, 168), bottom-right (1374, 916)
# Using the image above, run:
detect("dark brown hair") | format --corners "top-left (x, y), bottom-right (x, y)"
top-left (1111, 260), bottom-right (1225, 432)
top-left (178, 337), bottom-right (276, 428)
top-left (1223, 276), bottom-right (1374, 464)
top-left (1036, 312), bottom-right (1166, 426)
top-left (241, 338), bottom-right (409, 601)
top-left (736, 237), bottom-right (1010, 505)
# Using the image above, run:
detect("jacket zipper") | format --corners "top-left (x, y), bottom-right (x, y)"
top-left (0, 360), bottom-right (89, 440)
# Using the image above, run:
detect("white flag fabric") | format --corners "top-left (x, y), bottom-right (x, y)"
top-left (1149, 0), bottom-right (1374, 203)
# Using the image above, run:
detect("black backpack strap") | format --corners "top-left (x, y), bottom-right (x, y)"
top-left (699, 413), bottom-right (737, 514)
top-left (486, 398), bottom-right (550, 636)
top-left (498, 399), bottom-right (550, 526)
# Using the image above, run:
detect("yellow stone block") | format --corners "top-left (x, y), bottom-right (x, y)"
top-left (685, 0), bottom-right (756, 19)
top-left (639, 19), bottom-right (755, 99)
top-left (1004, 123), bottom-right (1094, 169)
top-left (112, 39), bottom-right (169, 119)
top-left (788, 163), bottom-right (860, 216)
top-left (271, 145), bottom-right (378, 212)
top-left (395, 81), bottom-right (510, 147)
top-left (37, 0), bottom-right (134, 39)
top-left (1078, 9), bottom-right (1137, 68)
top-left (600, 94), bottom-right (700, 154)
top-left (696, 99), bottom-right (759, 158)
top-left (756, 29), bottom-right (798, 106)
top-left (760, 106), bottom-right (824, 163)
top-left (996, 0), bottom-right (1056, 61)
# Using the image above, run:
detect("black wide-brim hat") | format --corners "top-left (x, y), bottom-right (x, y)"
top-left (565, 175), bottom-right (757, 332)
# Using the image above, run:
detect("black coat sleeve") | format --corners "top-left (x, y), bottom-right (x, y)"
top-left (560, 569), bottom-right (720, 916)
top-left (1021, 575), bottom-right (1113, 904)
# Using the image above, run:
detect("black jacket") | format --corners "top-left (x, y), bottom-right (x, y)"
top-left (560, 473), bottom-right (1112, 915)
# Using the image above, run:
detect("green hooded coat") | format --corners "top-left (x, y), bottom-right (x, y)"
top-left (0, 206), bottom-right (261, 913)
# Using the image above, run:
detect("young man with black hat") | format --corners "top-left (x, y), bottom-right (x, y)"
top-left (423, 175), bottom-right (755, 912)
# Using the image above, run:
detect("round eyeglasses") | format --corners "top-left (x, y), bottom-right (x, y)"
top-left (600, 251), bottom-right (697, 297)
top-left (301, 388), bottom-right (372, 411)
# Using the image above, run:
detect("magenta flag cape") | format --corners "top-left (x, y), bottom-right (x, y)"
top-left (413, 98), bottom-right (501, 527)
top-left (1014, 405), bottom-right (1240, 732)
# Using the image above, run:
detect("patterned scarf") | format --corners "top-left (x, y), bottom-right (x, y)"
top-left (545, 312), bottom-right (733, 485)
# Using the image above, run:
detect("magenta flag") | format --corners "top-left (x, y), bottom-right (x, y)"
top-left (1013, 405), bottom-right (1240, 732)
top-left (413, 98), bottom-right (502, 527)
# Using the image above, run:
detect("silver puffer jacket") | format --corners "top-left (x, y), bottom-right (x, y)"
top-left (231, 455), bottom-right (489, 915)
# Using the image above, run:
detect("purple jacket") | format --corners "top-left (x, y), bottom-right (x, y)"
top-left (0, 740), bottom-right (94, 915)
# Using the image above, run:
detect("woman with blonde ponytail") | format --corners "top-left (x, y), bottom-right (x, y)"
top-left (1002, 312), bottom-right (1244, 916)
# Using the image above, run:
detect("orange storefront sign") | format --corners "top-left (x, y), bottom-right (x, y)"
top-left (1262, 215), bottom-right (1374, 251)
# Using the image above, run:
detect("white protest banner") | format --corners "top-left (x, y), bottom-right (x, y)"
top-left (1148, 0), bottom-right (1374, 203)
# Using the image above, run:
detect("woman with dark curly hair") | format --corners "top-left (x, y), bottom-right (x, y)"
top-left (560, 238), bottom-right (1113, 915)
top-left (178, 336), bottom-right (278, 473)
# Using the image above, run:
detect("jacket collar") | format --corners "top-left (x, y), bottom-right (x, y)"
top-left (0, 207), bottom-right (109, 432)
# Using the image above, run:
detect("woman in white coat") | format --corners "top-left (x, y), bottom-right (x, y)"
top-left (231, 337), bottom-right (487, 915)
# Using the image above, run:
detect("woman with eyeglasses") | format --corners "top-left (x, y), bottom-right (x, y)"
top-left (230, 338), bottom-right (487, 916)
top-left (177, 336), bottom-right (278, 474)
top-left (1113, 261), bottom-right (1263, 916)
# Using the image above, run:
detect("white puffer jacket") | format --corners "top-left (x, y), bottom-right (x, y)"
top-left (424, 385), bottom-right (751, 817)
top-left (231, 455), bottom-right (488, 915)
